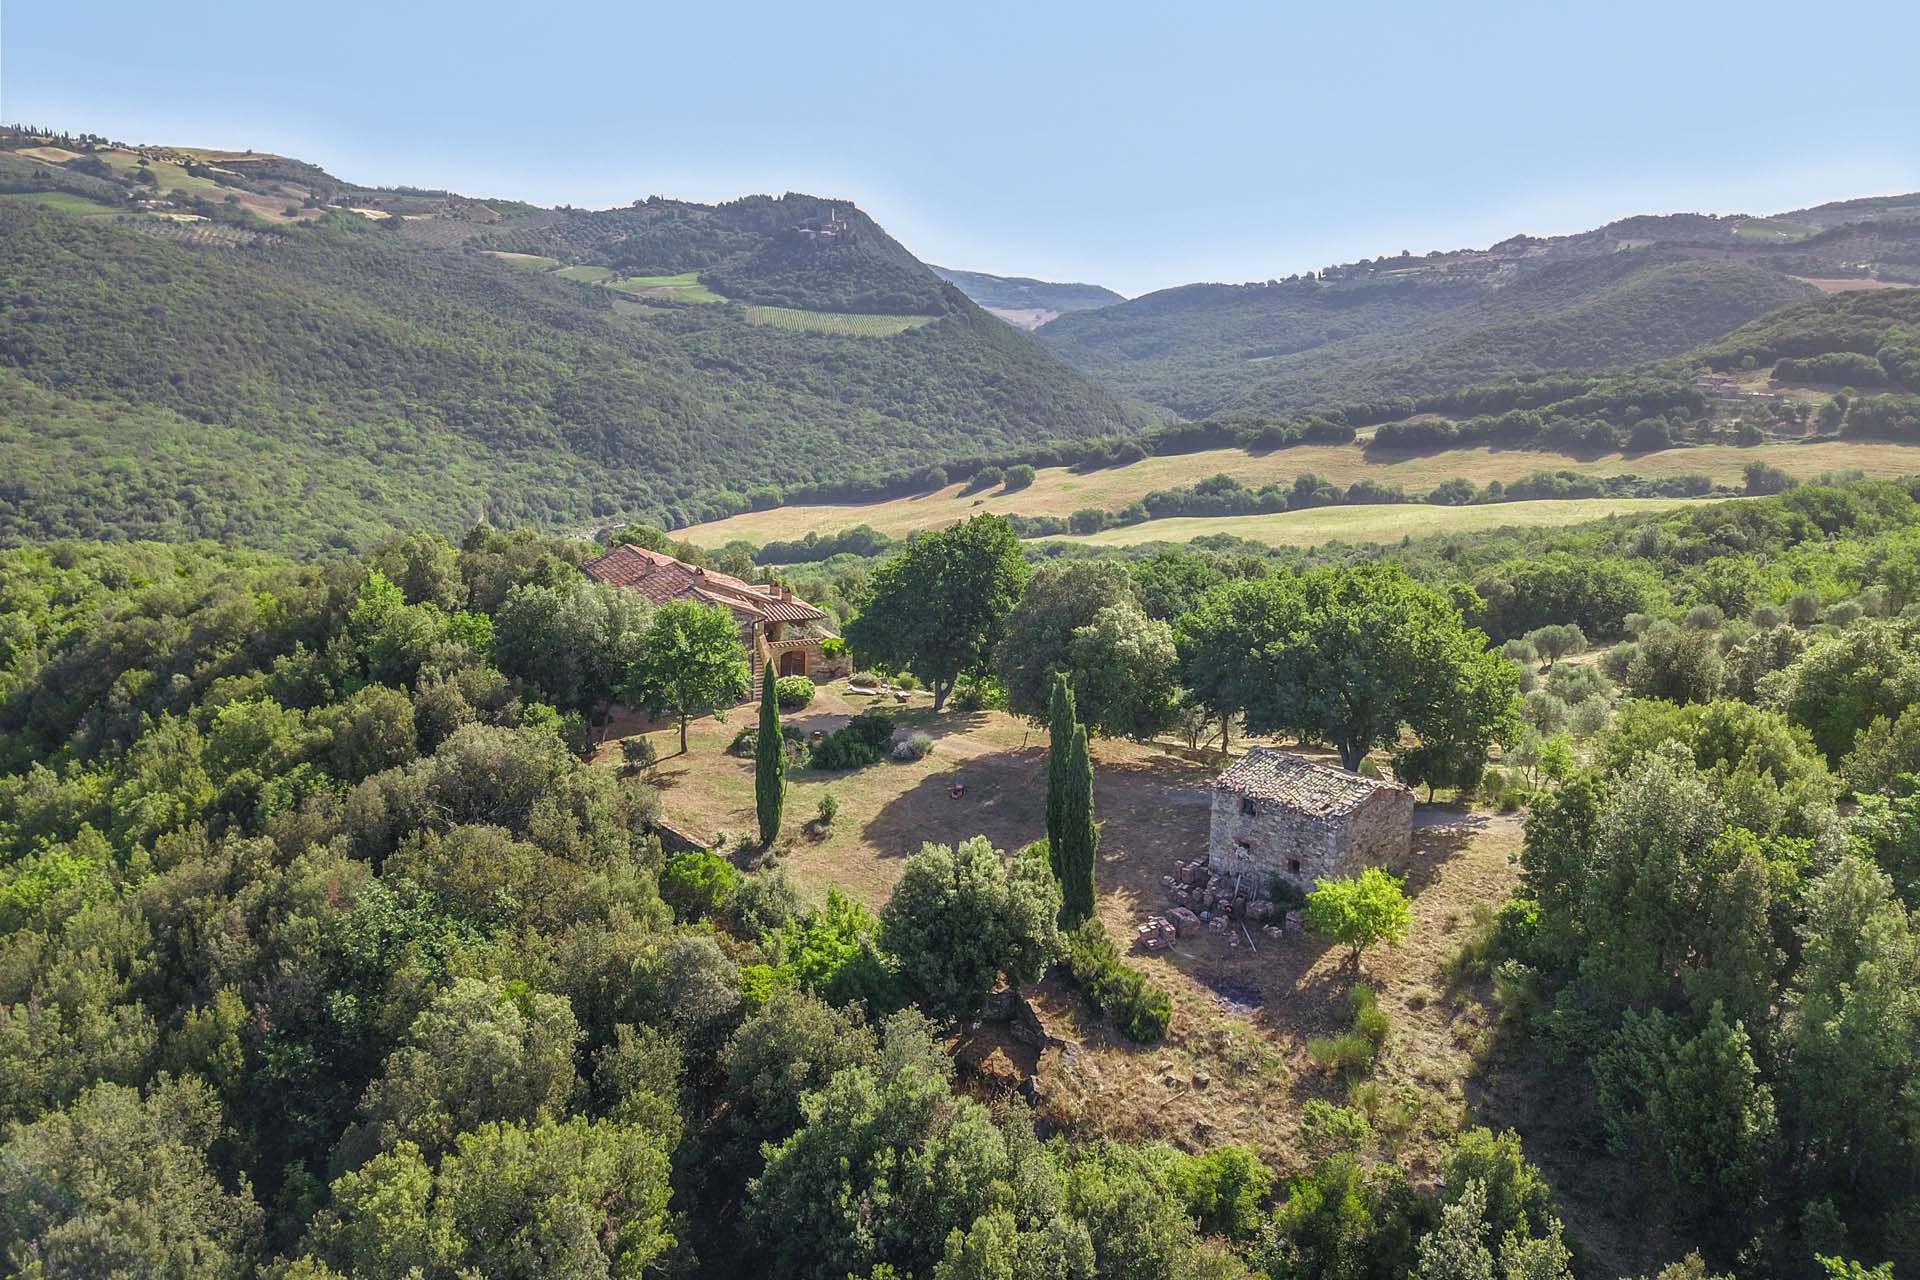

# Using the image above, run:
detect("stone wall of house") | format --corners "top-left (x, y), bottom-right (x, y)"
top-left (811, 646), bottom-right (852, 680)
top-left (1208, 790), bottom-right (1340, 893)
top-left (1340, 787), bottom-right (1415, 874)
top-left (1206, 786), bottom-right (1413, 893)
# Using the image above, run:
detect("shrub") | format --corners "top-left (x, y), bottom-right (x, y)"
top-left (1306, 868), bottom-right (1412, 964)
top-left (1349, 983), bottom-right (1390, 1046)
top-left (1624, 624), bottom-right (1725, 704)
top-left (1068, 507), bottom-right (1109, 535)
top-left (773, 675), bottom-right (815, 710)
top-left (1306, 1031), bottom-right (1378, 1074)
top-left (895, 731), bottom-right (934, 761)
top-left (964, 465), bottom-right (1005, 493)
top-left (1173, 1145), bottom-right (1275, 1240)
top-left (1602, 642), bottom-right (1639, 681)
top-left (814, 791), bottom-right (839, 831)
top-left (660, 849), bottom-right (742, 921)
top-left (620, 737), bottom-right (657, 771)
top-left (1306, 984), bottom-right (1391, 1074)
top-left (1298, 1099), bottom-right (1374, 1159)
top-left (1003, 463), bottom-right (1037, 491)
top-left (1062, 920), bottom-right (1172, 1043)
top-left (1524, 623), bottom-right (1586, 668)
top-left (730, 723), bottom-right (809, 762)
top-left (809, 711), bottom-right (896, 771)
top-left (950, 673), bottom-right (1008, 712)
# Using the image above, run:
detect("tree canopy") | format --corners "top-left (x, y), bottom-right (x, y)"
top-left (845, 515), bottom-right (1029, 711)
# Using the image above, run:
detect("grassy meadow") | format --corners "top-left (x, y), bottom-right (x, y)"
top-left (0, 191), bottom-right (121, 217)
top-left (675, 438), bottom-right (1920, 547)
top-left (1037, 495), bottom-right (1718, 548)
top-left (611, 272), bottom-right (725, 302)
top-left (743, 305), bottom-right (938, 335)
top-left (484, 250), bottom-right (561, 269)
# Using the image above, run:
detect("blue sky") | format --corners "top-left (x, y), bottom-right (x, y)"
top-left (7, 1), bottom-right (1918, 295)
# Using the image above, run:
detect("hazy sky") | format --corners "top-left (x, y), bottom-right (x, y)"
top-left (8, 1), bottom-right (1918, 295)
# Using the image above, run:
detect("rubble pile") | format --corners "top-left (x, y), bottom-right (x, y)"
top-left (1137, 858), bottom-right (1303, 951)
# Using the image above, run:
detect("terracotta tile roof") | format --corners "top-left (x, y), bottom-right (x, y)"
top-left (1213, 747), bottom-right (1408, 818)
top-left (581, 545), bottom-right (826, 624)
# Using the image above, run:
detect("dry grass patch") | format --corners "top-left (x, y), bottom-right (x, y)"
top-left (600, 681), bottom-right (1528, 1179)
top-left (1792, 276), bottom-right (1917, 293)
top-left (677, 441), bottom-right (1920, 547)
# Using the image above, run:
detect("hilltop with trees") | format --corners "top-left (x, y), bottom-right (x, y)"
top-left (0, 128), bottom-right (1142, 550)
top-left (1035, 195), bottom-right (1920, 419)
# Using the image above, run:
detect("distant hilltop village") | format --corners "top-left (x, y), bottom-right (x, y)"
top-left (796, 204), bottom-right (851, 240)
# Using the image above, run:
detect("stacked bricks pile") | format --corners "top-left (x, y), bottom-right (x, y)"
top-left (1148, 858), bottom-right (1285, 947)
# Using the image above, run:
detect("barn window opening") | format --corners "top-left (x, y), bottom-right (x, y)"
top-left (1241, 797), bottom-right (1258, 817)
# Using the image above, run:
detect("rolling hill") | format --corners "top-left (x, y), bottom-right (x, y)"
top-left (929, 266), bottom-right (1124, 329)
top-left (664, 286), bottom-right (1920, 555)
top-left (0, 130), bottom-right (1143, 548)
top-left (1036, 195), bottom-right (1920, 418)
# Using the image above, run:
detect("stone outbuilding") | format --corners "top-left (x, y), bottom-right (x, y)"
top-left (1207, 747), bottom-right (1414, 895)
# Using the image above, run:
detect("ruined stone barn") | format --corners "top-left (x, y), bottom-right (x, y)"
top-left (1207, 747), bottom-right (1414, 894)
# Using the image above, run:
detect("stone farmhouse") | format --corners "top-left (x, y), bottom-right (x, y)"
top-left (1207, 747), bottom-right (1414, 894)
top-left (582, 544), bottom-right (845, 700)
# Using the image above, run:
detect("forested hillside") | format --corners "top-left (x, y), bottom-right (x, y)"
top-left (1039, 252), bottom-right (1818, 418)
top-left (0, 195), bottom-right (1137, 548)
top-left (468, 194), bottom-right (954, 315)
top-left (1037, 195), bottom-right (1920, 418)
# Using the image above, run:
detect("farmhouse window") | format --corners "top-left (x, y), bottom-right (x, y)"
top-left (1241, 797), bottom-right (1257, 817)
top-left (1288, 858), bottom-right (1302, 875)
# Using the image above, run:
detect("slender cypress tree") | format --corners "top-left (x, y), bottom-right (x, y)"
top-left (1056, 721), bottom-right (1098, 927)
top-left (755, 661), bottom-right (784, 846)
top-left (1045, 673), bottom-right (1077, 881)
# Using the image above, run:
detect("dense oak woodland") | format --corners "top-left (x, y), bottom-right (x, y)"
top-left (5, 484), bottom-right (1920, 1276)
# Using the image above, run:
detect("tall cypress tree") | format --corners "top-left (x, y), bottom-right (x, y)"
top-left (1045, 673), bottom-right (1077, 881)
top-left (1056, 721), bottom-right (1098, 927)
top-left (755, 661), bottom-right (784, 846)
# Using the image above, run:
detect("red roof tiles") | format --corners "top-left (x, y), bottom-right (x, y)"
top-left (581, 545), bottom-right (827, 625)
